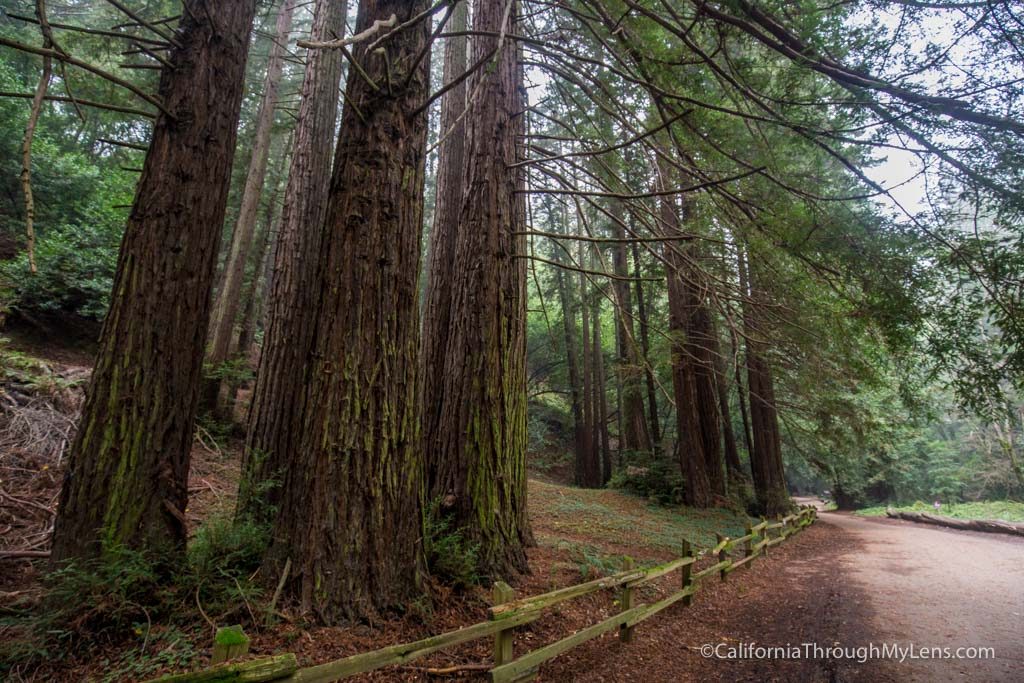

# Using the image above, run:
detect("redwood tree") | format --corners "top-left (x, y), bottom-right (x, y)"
top-left (739, 247), bottom-right (791, 516)
top-left (420, 0), bottom-right (468, 506)
top-left (421, 0), bottom-right (532, 575)
top-left (239, 0), bottom-right (346, 522)
top-left (204, 0), bottom-right (296, 415)
top-left (259, 0), bottom-right (433, 620)
top-left (50, 0), bottom-right (258, 564)
top-left (658, 163), bottom-right (712, 507)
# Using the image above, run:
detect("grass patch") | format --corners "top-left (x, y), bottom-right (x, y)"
top-left (856, 500), bottom-right (1024, 523)
top-left (529, 478), bottom-right (753, 556)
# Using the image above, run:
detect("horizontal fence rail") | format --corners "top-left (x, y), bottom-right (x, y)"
top-left (149, 506), bottom-right (818, 683)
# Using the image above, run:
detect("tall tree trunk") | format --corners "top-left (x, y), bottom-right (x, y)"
top-left (204, 0), bottom-right (296, 415)
top-left (712, 325), bottom-right (748, 487)
top-left (239, 0), bottom-right (346, 521)
top-left (689, 295), bottom-right (726, 498)
top-left (231, 186), bottom-right (279, 410)
top-left (50, 0), bottom-right (257, 565)
top-left (611, 210), bottom-right (652, 456)
top-left (554, 237), bottom-right (590, 484)
top-left (657, 162), bottom-right (712, 508)
top-left (632, 242), bottom-right (661, 450)
top-left (259, 0), bottom-right (433, 621)
top-left (592, 283), bottom-right (612, 484)
top-left (731, 323), bottom-right (755, 459)
top-left (421, 0), bottom-right (468, 507)
top-left (424, 0), bottom-right (532, 576)
top-left (738, 247), bottom-right (790, 516)
top-left (578, 241), bottom-right (601, 488)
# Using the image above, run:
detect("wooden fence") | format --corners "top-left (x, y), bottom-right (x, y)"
top-left (151, 506), bottom-right (818, 683)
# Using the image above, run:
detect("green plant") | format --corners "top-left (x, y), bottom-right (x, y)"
top-left (555, 541), bottom-right (624, 580)
top-left (0, 221), bottom-right (121, 320)
top-left (203, 357), bottom-right (255, 385)
top-left (97, 626), bottom-right (200, 683)
top-left (609, 451), bottom-right (686, 505)
top-left (423, 499), bottom-right (482, 588)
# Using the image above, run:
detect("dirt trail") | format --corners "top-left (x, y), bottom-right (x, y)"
top-left (819, 507), bottom-right (1024, 682)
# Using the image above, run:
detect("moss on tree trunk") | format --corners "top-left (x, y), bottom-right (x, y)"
top-left (50, 0), bottom-right (257, 564)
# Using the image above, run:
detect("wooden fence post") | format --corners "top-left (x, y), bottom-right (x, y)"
top-left (211, 624), bottom-right (249, 664)
top-left (619, 557), bottom-right (635, 643)
top-left (743, 522), bottom-right (753, 569)
top-left (681, 538), bottom-right (694, 606)
top-left (715, 533), bottom-right (728, 582)
top-left (493, 581), bottom-right (516, 669)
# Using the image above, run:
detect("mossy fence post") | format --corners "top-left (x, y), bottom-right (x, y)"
top-left (743, 522), bottom-right (753, 569)
top-left (619, 557), bottom-right (635, 643)
top-left (715, 533), bottom-right (728, 582)
top-left (680, 538), bottom-right (694, 606)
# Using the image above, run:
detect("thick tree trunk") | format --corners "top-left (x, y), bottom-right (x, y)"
top-left (50, 0), bottom-right (257, 564)
top-left (424, 0), bottom-right (532, 576)
top-left (239, 0), bottom-right (346, 521)
top-left (204, 0), bottom-right (296, 415)
top-left (421, 0), bottom-right (468, 506)
top-left (738, 248), bottom-right (790, 517)
top-left (688, 299), bottom-right (726, 498)
top-left (632, 242), bottom-right (661, 450)
top-left (657, 162), bottom-right (712, 508)
top-left (260, 0), bottom-right (433, 621)
top-left (611, 210), bottom-right (652, 456)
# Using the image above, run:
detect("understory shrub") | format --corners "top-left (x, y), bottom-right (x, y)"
top-left (609, 450), bottom-right (686, 505)
top-left (0, 514), bottom-right (270, 674)
top-left (424, 499), bottom-right (481, 588)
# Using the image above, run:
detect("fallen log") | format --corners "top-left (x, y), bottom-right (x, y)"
top-left (0, 550), bottom-right (50, 559)
top-left (885, 509), bottom-right (1024, 537)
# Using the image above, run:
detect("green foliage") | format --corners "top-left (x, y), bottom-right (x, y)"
top-left (608, 450), bottom-right (686, 505)
top-left (0, 221), bottom-right (121, 319)
top-left (423, 499), bottom-right (481, 589)
top-left (203, 357), bottom-right (255, 385)
top-left (0, 515), bottom-right (269, 674)
top-left (857, 500), bottom-right (1024, 523)
top-left (554, 540), bottom-right (625, 580)
top-left (94, 627), bottom-right (200, 683)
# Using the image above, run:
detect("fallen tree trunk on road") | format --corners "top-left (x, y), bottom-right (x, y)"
top-left (885, 509), bottom-right (1024, 537)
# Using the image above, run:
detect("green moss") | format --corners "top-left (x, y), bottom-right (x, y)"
top-left (214, 625), bottom-right (248, 647)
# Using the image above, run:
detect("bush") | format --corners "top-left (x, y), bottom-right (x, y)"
top-left (0, 221), bottom-right (119, 320)
top-left (609, 450), bottom-right (686, 505)
top-left (0, 515), bottom-right (270, 674)
top-left (423, 499), bottom-right (481, 588)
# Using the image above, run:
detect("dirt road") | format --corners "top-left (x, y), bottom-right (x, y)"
top-left (820, 508), bottom-right (1024, 682)
top-left (545, 505), bottom-right (1024, 682)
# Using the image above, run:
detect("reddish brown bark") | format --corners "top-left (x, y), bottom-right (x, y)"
top-left (239, 0), bottom-right (346, 521)
top-left (421, 0), bottom-right (468, 506)
top-left (205, 0), bottom-right (296, 415)
top-left (611, 209), bottom-right (652, 456)
top-left (260, 0), bottom-right (433, 620)
top-left (50, 0), bottom-right (257, 564)
top-left (422, 0), bottom-right (532, 576)
top-left (658, 162), bottom-right (712, 508)
top-left (739, 247), bottom-right (790, 516)
top-left (577, 241), bottom-right (602, 488)
top-left (632, 242), bottom-right (662, 449)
